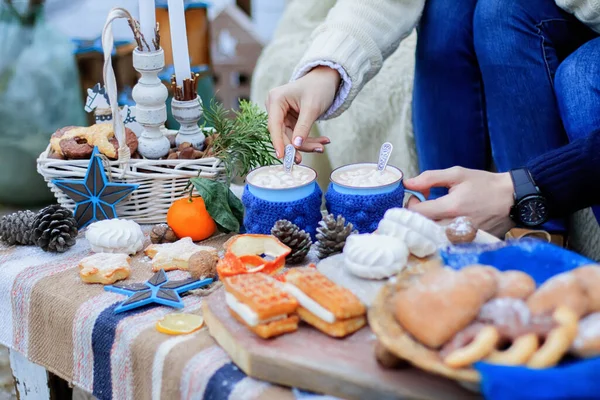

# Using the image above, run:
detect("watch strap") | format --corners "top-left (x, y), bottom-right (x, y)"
top-left (510, 168), bottom-right (538, 202)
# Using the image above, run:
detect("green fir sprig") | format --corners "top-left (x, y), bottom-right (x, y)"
top-left (202, 99), bottom-right (280, 181)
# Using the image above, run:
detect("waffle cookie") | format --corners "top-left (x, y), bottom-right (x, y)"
top-left (283, 268), bottom-right (366, 337)
top-left (223, 273), bottom-right (299, 339)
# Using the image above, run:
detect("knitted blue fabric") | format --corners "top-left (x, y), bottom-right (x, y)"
top-left (440, 239), bottom-right (600, 400)
top-left (242, 184), bottom-right (323, 239)
top-left (325, 183), bottom-right (405, 233)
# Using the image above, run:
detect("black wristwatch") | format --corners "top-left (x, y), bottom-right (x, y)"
top-left (509, 168), bottom-right (549, 227)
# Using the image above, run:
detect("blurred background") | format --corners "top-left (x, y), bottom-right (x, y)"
top-left (0, 0), bottom-right (418, 210)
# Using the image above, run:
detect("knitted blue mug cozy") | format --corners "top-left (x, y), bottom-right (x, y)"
top-left (242, 184), bottom-right (323, 239)
top-left (325, 183), bottom-right (405, 233)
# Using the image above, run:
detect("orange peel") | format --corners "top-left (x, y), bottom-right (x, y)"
top-left (217, 234), bottom-right (291, 279)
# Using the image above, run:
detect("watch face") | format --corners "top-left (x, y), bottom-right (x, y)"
top-left (518, 197), bottom-right (548, 227)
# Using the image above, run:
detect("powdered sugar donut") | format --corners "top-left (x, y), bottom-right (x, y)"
top-left (344, 233), bottom-right (409, 279)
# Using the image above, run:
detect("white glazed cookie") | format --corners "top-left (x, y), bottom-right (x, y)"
top-left (344, 234), bottom-right (409, 280)
top-left (79, 253), bottom-right (131, 284)
top-left (86, 219), bottom-right (144, 255)
top-left (145, 237), bottom-right (217, 272)
top-left (377, 208), bottom-right (445, 258)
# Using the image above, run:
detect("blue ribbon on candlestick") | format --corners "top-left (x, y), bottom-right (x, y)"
top-left (72, 37), bottom-right (133, 55)
top-left (156, 0), bottom-right (209, 10)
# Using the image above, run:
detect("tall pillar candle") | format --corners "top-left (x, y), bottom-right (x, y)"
top-left (139, 0), bottom-right (156, 50)
top-left (167, 0), bottom-right (192, 92)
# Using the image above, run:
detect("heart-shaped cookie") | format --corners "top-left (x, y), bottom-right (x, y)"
top-left (393, 267), bottom-right (494, 348)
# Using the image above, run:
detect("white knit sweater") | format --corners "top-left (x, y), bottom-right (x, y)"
top-left (292, 0), bottom-right (600, 119)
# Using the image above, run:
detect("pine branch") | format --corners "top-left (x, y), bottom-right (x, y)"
top-left (202, 99), bottom-right (279, 182)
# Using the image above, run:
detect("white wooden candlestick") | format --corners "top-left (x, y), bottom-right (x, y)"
top-left (132, 48), bottom-right (170, 159)
top-left (172, 96), bottom-right (205, 149)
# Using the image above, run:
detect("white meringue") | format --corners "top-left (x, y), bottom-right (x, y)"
top-left (344, 234), bottom-right (409, 280)
top-left (377, 208), bottom-right (446, 258)
top-left (85, 219), bottom-right (144, 255)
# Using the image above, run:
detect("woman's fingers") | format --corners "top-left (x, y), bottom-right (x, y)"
top-left (291, 105), bottom-right (320, 149)
top-left (267, 101), bottom-right (287, 159)
top-left (283, 126), bottom-right (330, 153)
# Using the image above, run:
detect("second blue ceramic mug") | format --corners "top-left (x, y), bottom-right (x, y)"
top-left (325, 162), bottom-right (425, 233)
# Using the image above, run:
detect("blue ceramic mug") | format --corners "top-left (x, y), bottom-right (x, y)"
top-left (242, 165), bottom-right (323, 239)
top-left (325, 162), bottom-right (425, 233)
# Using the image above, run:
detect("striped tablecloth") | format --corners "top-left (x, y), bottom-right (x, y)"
top-left (0, 229), bottom-right (337, 400)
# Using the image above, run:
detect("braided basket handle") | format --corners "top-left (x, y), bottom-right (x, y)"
top-left (101, 8), bottom-right (133, 165)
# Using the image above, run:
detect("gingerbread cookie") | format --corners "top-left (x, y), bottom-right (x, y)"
top-left (527, 272), bottom-right (589, 317)
top-left (145, 237), bottom-right (217, 272)
top-left (496, 270), bottom-right (537, 299)
top-left (445, 216), bottom-right (477, 244)
top-left (108, 128), bottom-right (138, 159)
top-left (79, 253), bottom-right (131, 284)
top-left (392, 267), bottom-right (495, 348)
top-left (572, 265), bottom-right (600, 313)
top-left (571, 312), bottom-right (600, 358)
top-left (50, 124), bottom-right (136, 160)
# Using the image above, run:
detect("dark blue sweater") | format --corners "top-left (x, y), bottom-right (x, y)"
top-left (527, 129), bottom-right (600, 217)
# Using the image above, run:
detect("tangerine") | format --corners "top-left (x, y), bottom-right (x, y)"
top-left (167, 197), bottom-right (216, 241)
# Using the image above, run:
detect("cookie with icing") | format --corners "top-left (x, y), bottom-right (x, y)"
top-left (377, 208), bottom-right (445, 258)
top-left (344, 234), bottom-right (409, 280)
top-left (145, 237), bottom-right (217, 272)
top-left (86, 219), bottom-right (144, 255)
top-left (79, 253), bottom-right (130, 284)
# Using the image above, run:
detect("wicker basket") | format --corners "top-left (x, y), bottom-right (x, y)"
top-left (36, 8), bottom-right (226, 224)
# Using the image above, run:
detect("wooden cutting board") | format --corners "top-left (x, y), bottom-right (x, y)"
top-left (203, 289), bottom-right (480, 400)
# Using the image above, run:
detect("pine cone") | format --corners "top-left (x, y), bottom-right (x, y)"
top-left (271, 220), bottom-right (312, 264)
top-left (315, 214), bottom-right (357, 259)
top-left (31, 205), bottom-right (78, 253)
top-left (0, 210), bottom-right (36, 245)
top-left (150, 224), bottom-right (178, 244)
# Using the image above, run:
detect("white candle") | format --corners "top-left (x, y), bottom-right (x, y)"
top-left (167, 0), bottom-right (192, 92)
top-left (138, 0), bottom-right (156, 51)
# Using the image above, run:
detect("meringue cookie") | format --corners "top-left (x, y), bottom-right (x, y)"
top-left (344, 234), bottom-right (409, 280)
top-left (377, 208), bottom-right (445, 258)
top-left (86, 219), bottom-right (144, 255)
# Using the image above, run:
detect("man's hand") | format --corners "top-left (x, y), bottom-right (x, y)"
top-left (404, 167), bottom-right (516, 237)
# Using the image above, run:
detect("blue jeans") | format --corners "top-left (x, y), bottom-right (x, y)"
top-left (413, 0), bottom-right (600, 229)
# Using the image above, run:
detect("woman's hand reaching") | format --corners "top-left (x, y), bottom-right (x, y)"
top-left (267, 66), bottom-right (341, 162)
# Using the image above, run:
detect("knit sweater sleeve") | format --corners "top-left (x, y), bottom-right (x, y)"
top-left (555, 0), bottom-right (600, 33)
top-left (291, 0), bottom-right (425, 120)
top-left (527, 130), bottom-right (600, 217)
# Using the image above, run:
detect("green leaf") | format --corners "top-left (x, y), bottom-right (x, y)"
top-left (227, 188), bottom-right (244, 227)
top-left (190, 177), bottom-right (242, 233)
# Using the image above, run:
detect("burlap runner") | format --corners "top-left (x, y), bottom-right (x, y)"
top-left (1, 228), bottom-right (310, 399)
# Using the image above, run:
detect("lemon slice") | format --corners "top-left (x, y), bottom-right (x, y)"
top-left (156, 313), bottom-right (204, 335)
